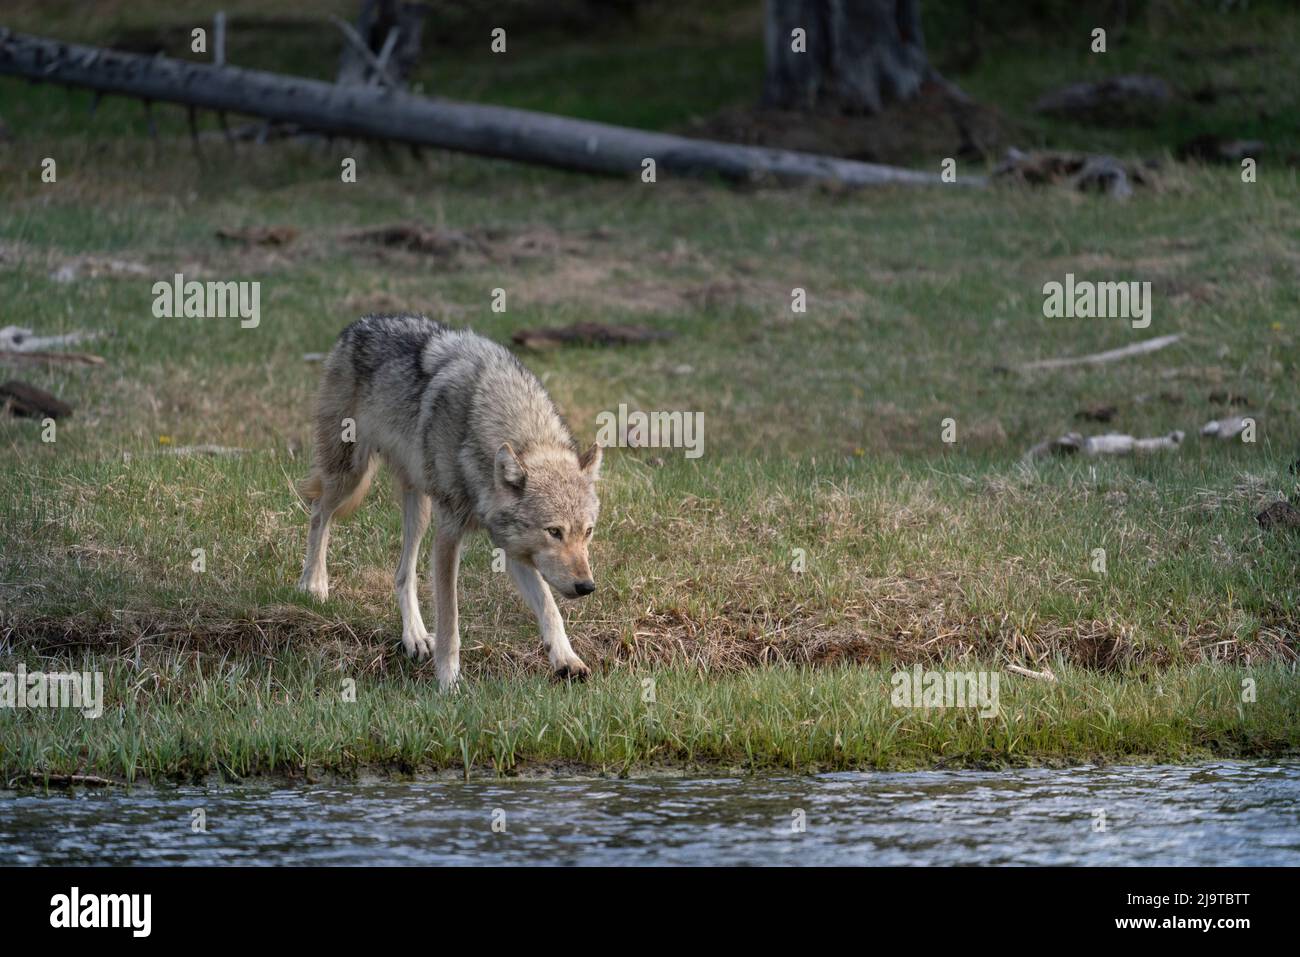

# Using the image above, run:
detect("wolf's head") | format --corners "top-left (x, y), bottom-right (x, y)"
top-left (488, 441), bottom-right (602, 598)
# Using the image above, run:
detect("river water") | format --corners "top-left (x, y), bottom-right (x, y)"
top-left (2, 762), bottom-right (1297, 866)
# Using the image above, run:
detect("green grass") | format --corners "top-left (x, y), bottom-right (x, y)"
top-left (1, 1), bottom-right (1298, 781)
top-left (954, 2), bottom-right (1300, 156)
top-left (4, 658), bottom-right (1297, 786)
top-left (2, 449), bottom-right (1298, 675)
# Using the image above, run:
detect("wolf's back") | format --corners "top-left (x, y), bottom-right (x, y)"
top-left (327, 313), bottom-right (447, 381)
top-left (300, 313), bottom-right (574, 526)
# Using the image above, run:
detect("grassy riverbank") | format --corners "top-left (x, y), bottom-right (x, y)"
top-left (4, 659), bottom-right (1298, 787)
top-left (1, 2), bottom-right (1298, 782)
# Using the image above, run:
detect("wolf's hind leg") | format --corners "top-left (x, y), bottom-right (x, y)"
top-left (430, 523), bottom-right (464, 691)
top-left (296, 459), bottom-right (375, 601)
top-left (395, 487), bottom-right (433, 660)
top-left (507, 559), bottom-right (590, 681)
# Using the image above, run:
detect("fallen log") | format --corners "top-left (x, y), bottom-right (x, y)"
top-left (0, 379), bottom-right (73, 418)
top-left (0, 28), bottom-right (972, 189)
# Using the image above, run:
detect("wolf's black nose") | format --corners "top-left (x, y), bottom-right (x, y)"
top-left (575, 580), bottom-right (596, 596)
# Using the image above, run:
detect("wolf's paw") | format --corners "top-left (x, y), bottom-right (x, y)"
top-left (437, 661), bottom-right (461, 693)
top-left (401, 628), bottom-right (434, 661)
top-left (296, 576), bottom-right (329, 602)
top-left (551, 659), bottom-right (590, 683)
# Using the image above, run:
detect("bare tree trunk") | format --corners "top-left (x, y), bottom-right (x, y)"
top-left (762, 0), bottom-right (930, 114)
top-left (336, 0), bottom-right (428, 88)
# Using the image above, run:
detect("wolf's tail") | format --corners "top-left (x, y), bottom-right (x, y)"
top-left (330, 463), bottom-right (375, 519)
top-left (295, 462), bottom-right (375, 520)
top-left (295, 472), bottom-right (322, 503)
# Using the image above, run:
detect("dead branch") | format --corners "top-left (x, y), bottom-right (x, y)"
top-left (1025, 429), bottom-right (1185, 461)
top-left (0, 350), bottom-right (106, 367)
top-left (1020, 333), bottom-right (1181, 372)
top-left (1005, 664), bottom-right (1058, 683)
top-left (0, 325), bottom-right (104, 351)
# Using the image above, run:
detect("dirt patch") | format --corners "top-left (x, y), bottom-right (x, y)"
top-left (509, 257), bottom-right (683, 314)
top-left (1075, 403), bottom-right (1118, 423)
top-left (345, 224), bottom-right (609, 269)
top-left (510, 242), bottom-right (800, 317)
top-left (341, 289), bottom-right (467, 322)
top-left (23, 581), bottom-right (1291, 677)
top-left (349, 224), bottom-right (489, 259)
top-left (1032, 75), bottom-right (1175, 124)
top-left (1257, 500), bottom-right (1300, 532)
top-left (216, 225), bottom-right (299, 247)
top-left (512, 321), bottom-right (675, 349)
top-left (679, 82), bottom-right (1016, 167)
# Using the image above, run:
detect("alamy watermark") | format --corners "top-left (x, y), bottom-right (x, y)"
top-left (50, 887), bottom-right (150, 937)
top-left (151, 273), bottom-right (260, 328)
top-left (891, 665), bottom-right (999, 718)
top-left (1042, 273), bottom-right (1150, 329)
top-left (595, 403), bottom-right (703, 459)
top-left (1, 665), bottom-right (103, 718)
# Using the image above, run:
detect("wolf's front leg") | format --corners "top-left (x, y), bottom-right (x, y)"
top-left (431, 526), bottom-right (463, 691)
top-left (507, 559), bottom-right (590, 680)
top-left (396, 488), bottom-right (433, 660)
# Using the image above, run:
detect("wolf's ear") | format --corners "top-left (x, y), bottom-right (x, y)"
top-left (495, 443), bottom-right (527, 493)
top-left (578, 442), bottom-right (603, 480)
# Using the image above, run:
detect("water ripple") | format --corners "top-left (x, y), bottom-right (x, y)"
top-left (1, 762), bottom-right (1297, 866)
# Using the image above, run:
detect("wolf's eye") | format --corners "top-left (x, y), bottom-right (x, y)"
top-left (546, 527), bottom-right (563, 540)
top-left (584, 527), bottom-right (593, 540)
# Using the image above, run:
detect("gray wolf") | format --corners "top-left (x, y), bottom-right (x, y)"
top-left (296, 314), bottom-right (601, 690)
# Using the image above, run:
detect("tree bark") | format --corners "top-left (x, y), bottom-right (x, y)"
top-left (762, 0), bottom-right (930, 114)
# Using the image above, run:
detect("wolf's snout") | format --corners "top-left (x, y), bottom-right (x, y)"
top-left (574, 580), bottom-right (596, 596)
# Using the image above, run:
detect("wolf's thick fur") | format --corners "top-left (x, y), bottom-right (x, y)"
top-left (297, 314), bottom-right (601, 689)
